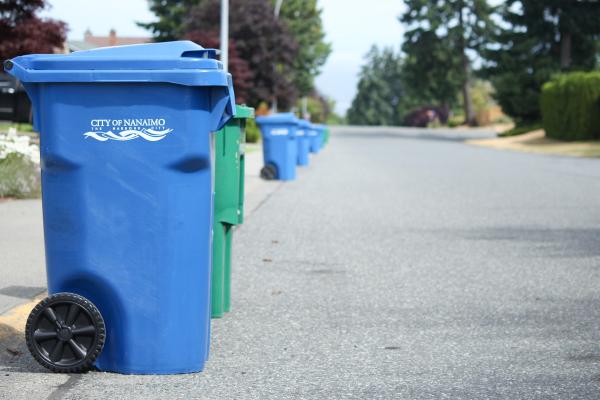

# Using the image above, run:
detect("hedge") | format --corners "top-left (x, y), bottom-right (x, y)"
top-left (0, 152), bottom-right (40, 198)
top-left (541, 71), bottom-right (600, 141)
top-left (244, 118), bottom-right (260, 143)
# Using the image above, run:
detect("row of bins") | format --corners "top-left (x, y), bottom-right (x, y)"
top-left (256, 113), bottom-right (329, 181)
top-left (4, 40), bottom-right (329, 375)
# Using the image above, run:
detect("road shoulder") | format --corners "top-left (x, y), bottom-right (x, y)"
top-left (468, 129), bottom-right (600, 158)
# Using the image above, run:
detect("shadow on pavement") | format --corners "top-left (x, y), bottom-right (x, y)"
top-left (456, 226), bottom-right (600, 258)
top-left (333, 126), bottom-right (497, 142)
top-left (0, 322), bottom-right (45, 373)
top-left (0, 286), bottom-right (46, 299)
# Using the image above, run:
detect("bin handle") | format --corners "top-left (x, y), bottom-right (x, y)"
top-left (3, 59), bottom-right (29, 82)
top-left (181, 49), bottom-right (219, 60)
top-left (212, 73), bottom-right (236, 131)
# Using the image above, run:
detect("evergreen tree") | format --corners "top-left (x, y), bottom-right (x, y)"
top-left (400, 0), bottom-right (497, 125)
top-left (138, 0), bottom-right (201, 42)
top-left (347, 46), bottom-right (409, 126)
top-left (401, 30), bottom-right (462, 114)
top-left (482, 0), bottom-right (600, 123)
top-left (274, 0), bottom-right (331, 96)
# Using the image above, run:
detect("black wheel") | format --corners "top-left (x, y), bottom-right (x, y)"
top-left (260, 165), bottom-right (271, 180)
top-left (268, 164), bottom-right (278, 179)
top-left (260, 164), bottom-right (277, 180)
top-left (25, 292), bottom-right (105, 373)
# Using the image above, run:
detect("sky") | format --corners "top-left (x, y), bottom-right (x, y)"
top-left (316, 0), bottom-right (405, 114)
top-left (42, 0), bottom-right (406, 115)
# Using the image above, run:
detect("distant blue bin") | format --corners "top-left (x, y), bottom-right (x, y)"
top-left (5, 41), bottom-right (235, 375)
top-left (307, 123), bottom-right (321, 154)
top-left (296, 119), bottom-right (311, 166)
top-left (312, 124), bottom-right (326, 152)
top-left (255, 113), bottom-right (298, 180)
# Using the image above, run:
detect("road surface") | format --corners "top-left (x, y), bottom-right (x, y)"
top-left (1, 126), bottom-right (599, 399)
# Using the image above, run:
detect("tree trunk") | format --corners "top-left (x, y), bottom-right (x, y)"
top-left (560, 30), bottom-right (572, 69)
top-left (458, 2), bottom-right (475, 126)
top-left (461, 57), bottom-right (475, 126)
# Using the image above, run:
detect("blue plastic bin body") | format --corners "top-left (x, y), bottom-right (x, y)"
top-left (307, 123), bottom-right (321, 154)
top-left (6, 41), bottom-right (235, 375)
top-left (255, 113), bottom-right (298, 180)
top-left (296, 119), bottom-right (310, 166)
top-left (312, 124), bottom-right (326, 152)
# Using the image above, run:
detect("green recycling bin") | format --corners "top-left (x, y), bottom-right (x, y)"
top-left (324, 126), bottom-right (331, 146)
top-left (212, 105), bottom-right (254, 318)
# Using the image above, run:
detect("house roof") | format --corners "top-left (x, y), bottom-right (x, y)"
top-left (67, 29), bottom-right (152, 53)
top-left (67, 40), bottom-right (98, 52)
top-left (84, 35), bottom-right (152, 48)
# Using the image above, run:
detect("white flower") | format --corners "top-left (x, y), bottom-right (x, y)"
top-left (0, 129), bottom-right (40, 165)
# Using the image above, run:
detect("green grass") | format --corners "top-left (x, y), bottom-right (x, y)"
top-left (499, 122), bottom-right (542, 137)
top-left (243, 143), bottom-right (260, 153)
top-left (492, 114), bottom-right (513, 125)
top-left (0, 122), bottom-right (35, 133)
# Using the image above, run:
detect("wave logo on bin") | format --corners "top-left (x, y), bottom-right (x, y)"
top-left (83, 118), bottom-right (173, 142)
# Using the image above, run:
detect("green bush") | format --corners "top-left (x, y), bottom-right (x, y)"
top-left (541, 72), bottom-right (600, 141)
top-left (447, 114), bottom-right (464, 128)
top-left (0, 152), bottom-right (40, 198)
top-left (245, 118), bottom-right (261, 143)
top-left (326, 112), bottom-right (345, 125)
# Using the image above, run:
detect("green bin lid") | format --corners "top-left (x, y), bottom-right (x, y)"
top-left (234, 105), bottom-right (254, 119)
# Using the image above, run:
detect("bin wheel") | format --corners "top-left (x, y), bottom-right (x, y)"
top-left (260, 164), bottom-right (277, 180)
top-left (25, 292), bottom-right (105, 373)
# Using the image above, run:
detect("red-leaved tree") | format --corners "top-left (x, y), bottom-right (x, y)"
top-left (0, 0), bottom-right (67, 62)
top-left (185, 29), bottom-right (253, 105)
top-left (185, 0), bottom-right (298, 110)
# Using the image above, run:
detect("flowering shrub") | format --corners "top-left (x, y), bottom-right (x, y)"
top-left (0, 128), bottom-right (41, 198)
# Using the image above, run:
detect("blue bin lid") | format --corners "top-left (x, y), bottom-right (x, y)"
top-left (312, 123), bottom-right (326, 131)
top-left (255, 112), bottom-right (299, 125)
top-left (4, 41), bottom-right (230, 87)
top-left (298, 119), bottom-right (312, 129)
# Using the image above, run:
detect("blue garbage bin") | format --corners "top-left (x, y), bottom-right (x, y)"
top-left (307, 123), bottom-right (321, 154)
top-left (312, 123), bottom-right (326, 152)
top-left (296, 119), bottom-right (310, 166)
top-left (5, 41), bottom-right (235, 375)
top-left (255, 113), bottom-right (298, 180)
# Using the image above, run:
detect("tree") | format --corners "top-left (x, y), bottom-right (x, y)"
top-left (400, 0), bottom-right (497, 125)
top-left (482, 0), bottom-right (600, 124)
top-left (274, 0), bottom-right (331, 97)
top-left (401, 30), bottom-right (462, 114)
top-left (0, 0), bottom-right (66, 61)
top-left (184, 30), bottom-right (253, 104)
top-left (184, 0), bottom-right (298, 109)
top-left (347, 46), bottom-right (410, 126)
top-left (138, 0), bottom-right (201, 42)
top-left (297, 90), bottom-right (334, 123)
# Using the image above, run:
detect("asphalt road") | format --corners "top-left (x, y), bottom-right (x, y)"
top-left (1, 126), bottom-right (600, 399)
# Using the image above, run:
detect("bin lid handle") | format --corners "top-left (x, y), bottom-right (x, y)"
top-left (181, 49), bottom-right (219, 60)
top-left (212, 73), bottom-right (236, 131)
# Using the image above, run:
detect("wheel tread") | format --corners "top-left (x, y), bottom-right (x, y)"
top-left (25, 292), bottom-right (105, 373)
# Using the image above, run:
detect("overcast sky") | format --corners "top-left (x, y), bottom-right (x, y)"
top-left (42, 0), bottom-right (406, 115)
